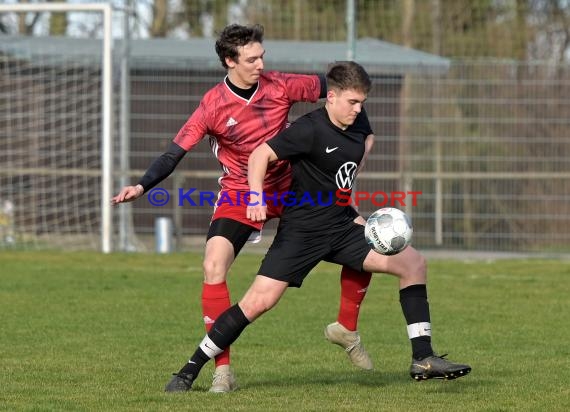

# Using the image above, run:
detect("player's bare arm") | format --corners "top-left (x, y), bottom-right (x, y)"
top-left (247, 143), bottom-right (278, 222)
top-left (356, 133), bottom-right (375, 176)
top-left (348, 133), bottom-right (375, 215)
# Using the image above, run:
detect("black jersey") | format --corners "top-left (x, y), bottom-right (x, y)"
top-left (267, 106), bottom-right (373, 229)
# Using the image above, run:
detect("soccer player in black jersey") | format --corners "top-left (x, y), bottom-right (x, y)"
top-left (164, 61), bottom-right (471, 392)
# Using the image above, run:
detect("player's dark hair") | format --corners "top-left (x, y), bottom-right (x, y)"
top-left (326, 61), bottom-right (372, 94)
top-left (215, 24), bottom-right (265, 69)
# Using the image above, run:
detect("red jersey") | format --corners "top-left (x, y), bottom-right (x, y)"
top-left (173, 71), bottom-right (321, 191)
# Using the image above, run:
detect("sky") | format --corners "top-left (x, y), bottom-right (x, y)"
top-left (1, 0), bottom-right (248, 39)
top-left (0, 0), bottom-right (177, 39)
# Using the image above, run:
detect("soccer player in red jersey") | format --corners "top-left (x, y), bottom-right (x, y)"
top-left (112, 24), bottom-right (374, 392)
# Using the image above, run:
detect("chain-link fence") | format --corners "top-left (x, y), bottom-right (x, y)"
top-left (1, 0), bottom-right (569, 253)
top-left (120, 57), bottom-right (569, 253)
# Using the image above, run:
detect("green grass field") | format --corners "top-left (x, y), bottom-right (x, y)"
top-left (1, 251), bottom-right (569, 411)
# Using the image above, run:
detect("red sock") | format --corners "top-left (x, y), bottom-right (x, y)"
top-left (202, 282), bottom-right (231, 367)
top-left (337, 266), bottom-right (372, 331)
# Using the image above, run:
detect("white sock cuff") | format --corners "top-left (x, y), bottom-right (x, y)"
top-left (199, 335), bottom-right (223, 358)
top-left (406, 322), bottom-right (432, 339)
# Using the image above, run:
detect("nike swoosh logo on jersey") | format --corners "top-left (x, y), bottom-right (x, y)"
top-left (325, 146), bottom-right (339, 153)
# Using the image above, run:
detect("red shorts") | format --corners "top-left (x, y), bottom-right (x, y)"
top-left (211, 188), bottom-right (285, 231)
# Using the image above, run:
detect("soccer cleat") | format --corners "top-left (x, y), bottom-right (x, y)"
top-left (410, 354), bottom-right (471, 381)
top-left (324, 322), bottom-right (373, 370)
top-left (209, 365), bottom-right (238, 393)
top-left (164, 372), bottom-right (195, 392)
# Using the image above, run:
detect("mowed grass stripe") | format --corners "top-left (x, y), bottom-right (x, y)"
top-left (1, 251), bottom-right (569, 411)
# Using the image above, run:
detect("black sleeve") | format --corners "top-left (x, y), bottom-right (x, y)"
top-left (137, 142), bottom-right (187, 192)
top-left (318, 74), bottom-right (327, 99)
top-left (267, 115), bottom-right (315, 160)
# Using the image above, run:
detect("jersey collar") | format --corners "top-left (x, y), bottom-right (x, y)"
top-left (224, 75), bottom-right (259, 104)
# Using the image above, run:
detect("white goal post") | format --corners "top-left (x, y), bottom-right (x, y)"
top-left (0, 3), bottom-right (113, 253)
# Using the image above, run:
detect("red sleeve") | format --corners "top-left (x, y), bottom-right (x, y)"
top-left (173, 100), bottom-right (209, 151)
top-left (274, 72), bottom-right (322, 103)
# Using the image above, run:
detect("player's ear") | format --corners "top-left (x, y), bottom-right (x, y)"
top-left (225, 56), bottom-right (237, 68)
top-left (326, 89), bottom-right (336, 103)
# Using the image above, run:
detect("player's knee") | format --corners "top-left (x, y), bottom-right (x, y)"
top-left (202, 258), bottom-right (228, 284)
top-left (239, 296), bottom-right (275, 321)
top-left (239, 300), bottom-right (266, 321)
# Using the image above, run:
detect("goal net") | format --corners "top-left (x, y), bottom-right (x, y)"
top-left (0, 4), bottom-right (113, 252)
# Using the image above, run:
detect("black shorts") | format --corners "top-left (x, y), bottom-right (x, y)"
top-left (207, 218), bottom-right (256, 257)
top-left (257, 219), bottom-right (372, 288)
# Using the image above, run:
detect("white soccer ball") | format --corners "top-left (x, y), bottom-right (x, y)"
top-left (364, 207), bottom-right (413, 255)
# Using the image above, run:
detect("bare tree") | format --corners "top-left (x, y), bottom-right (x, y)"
top-left (16, 0), bottom-right (41, 35)
top-left (150, 0), bottom-right (169, 37)
top-left (48, 0), bottom-right (68, 36)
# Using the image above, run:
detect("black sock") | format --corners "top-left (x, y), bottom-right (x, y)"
top-left (399, 284), bottom-right (434, 360)
top-left (178, 304), bottom-right (250, 377)
top-left (208, 303), bottom-right (251, 349)
top-left (179, 348), bottom-right (210, 376)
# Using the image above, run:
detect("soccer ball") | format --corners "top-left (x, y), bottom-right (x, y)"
top-left (364, 207), bottom-right (413, 255)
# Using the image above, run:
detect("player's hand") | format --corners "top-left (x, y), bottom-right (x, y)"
top-left (247, 204), bottom-right (267, 222)
top-left (111, 185), bottom-right (144, 205)
top-left (246, 192), bottom-right (268, 223)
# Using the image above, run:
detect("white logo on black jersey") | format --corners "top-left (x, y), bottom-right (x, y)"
top-left (335, 162), bottom-right (358, 190)
top-left (326, 146), bottom-right (339, 153)
top-left (226, 117), bottom-right (238, 127)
